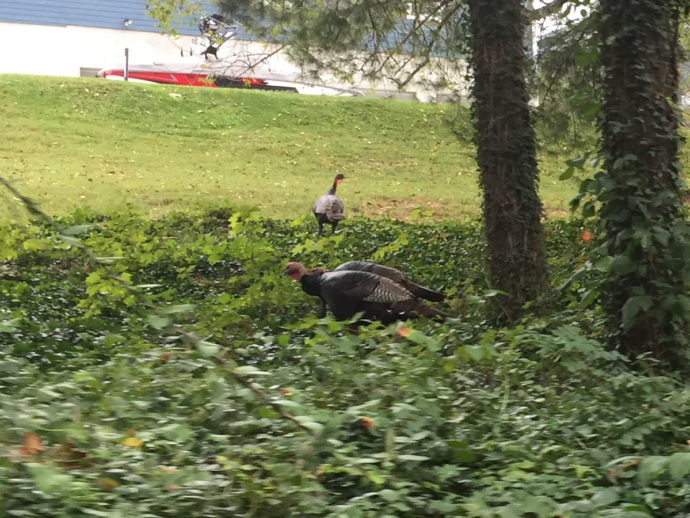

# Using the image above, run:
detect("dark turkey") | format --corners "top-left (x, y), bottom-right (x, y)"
top-left (313, 174), bottom-right (346, 235)
top-left (284, 261), bottom-right (445, 323)
top-left (334, 261), bottom-right (445, 302)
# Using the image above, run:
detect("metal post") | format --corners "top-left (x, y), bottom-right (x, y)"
top-left (124, 48), bottom-right (129, 81)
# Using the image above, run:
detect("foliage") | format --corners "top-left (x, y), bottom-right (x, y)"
top-left (2, 207), bottom-right (690, 516)
top-left (144, 0), bottom-right (203, 33)
top-left (589, 0), bottom-right (690, 362)
top-left (216, 0), bottom-right (468, 90)
top-left (530, 3), bottom-right (601, 148)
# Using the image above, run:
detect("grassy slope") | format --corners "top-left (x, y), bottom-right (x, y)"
top-left (0, 74), bottom-right (584, 222)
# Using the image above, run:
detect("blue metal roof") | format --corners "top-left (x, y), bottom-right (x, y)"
top-left (0, 0), bottom-right (220, 36)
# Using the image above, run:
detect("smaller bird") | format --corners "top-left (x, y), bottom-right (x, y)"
top-left (334, 261), bottom-right (445, 302)
top-left (284, 261), bottom-right (445, 323)
top-left (313, 173), bottom-right (346, 235)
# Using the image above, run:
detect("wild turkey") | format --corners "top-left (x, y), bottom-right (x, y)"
top-left (284, 261), bottom-right (445, 323)
top-left (313, 174), bottom-right (346, 235)
top-left (334, 261), bottom-right (445, 302)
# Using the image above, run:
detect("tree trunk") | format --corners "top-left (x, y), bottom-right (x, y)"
top-left (599, 0), bottom-right (689, 362)
top-left (467, 0), bottom-right (550, 322)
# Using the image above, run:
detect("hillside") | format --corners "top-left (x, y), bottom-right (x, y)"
top-left (0, 74), bottom-right (582, 222)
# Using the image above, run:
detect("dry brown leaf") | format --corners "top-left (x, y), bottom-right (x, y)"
top-left (19, 432), bottom-right (44, 456)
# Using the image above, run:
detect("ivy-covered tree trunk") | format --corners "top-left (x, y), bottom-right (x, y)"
top-left (599, 0), bottom-right (690, 361)
top-left (467, 0), bottom-right (550, 322)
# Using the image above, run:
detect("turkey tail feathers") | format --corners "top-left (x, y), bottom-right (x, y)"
top-left (335, 261), bottom-right (445, 303)
top-left (415, 303), bottom-right (449, 321)
top-left (403, 281), bottom-right (446, 303)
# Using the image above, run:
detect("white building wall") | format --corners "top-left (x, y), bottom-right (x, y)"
top-left (0, 22), bottom-right (197, 76)
top-left (0, 21), bottom-right (467, 102)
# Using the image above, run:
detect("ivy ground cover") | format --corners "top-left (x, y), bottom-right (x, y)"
top-left (1, 208), bottom-right (690, 517)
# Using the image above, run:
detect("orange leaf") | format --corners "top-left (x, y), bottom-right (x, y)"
top-left (397, 326), bottom-right (412, 337)
top-left (359, 417), bottom-right (376, 430)
top-left (19, 432), bottom-right (44, 456)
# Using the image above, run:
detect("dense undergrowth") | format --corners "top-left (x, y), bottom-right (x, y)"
top-left (1, 207), bottom-right (690, 517)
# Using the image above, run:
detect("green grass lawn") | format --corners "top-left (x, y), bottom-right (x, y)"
top-left (1, 74), bottom-right (588, 222)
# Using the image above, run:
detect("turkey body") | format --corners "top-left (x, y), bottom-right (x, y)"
top-left (313, 174), bottom-right (346, 235)
top-left (334, 261), bottom-right (445, 302)
top-left (285, 262), bottom-right (444, 323)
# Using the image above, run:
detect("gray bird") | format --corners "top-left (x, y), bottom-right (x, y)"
top-left (313, 173), bottom-right (346, 235)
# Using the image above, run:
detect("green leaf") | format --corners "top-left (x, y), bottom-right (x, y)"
top-left (59, 235), bottom-right (81, 246)
top-left (575, 464), bottom-right (597, 479)
top-left (0, 318), bottom-right (20, 333)
top-left (582, 200), bottom-right (595, 217)
top-left (404, 330), bottom-right (441, 352)
top-left (667, 452), bottom-right (690, 482)
top-left (259, 406), bottom-right (281, 419)
top-left (159, 423), bottom-right (192, 441)
top-left (81, 510), bottom-right (111, 517)
top-left (162, 304), bottom-right (195, 314)
top-left (23, 238), bottom-right (47, 251)
top-left (29, 463), bottom-right (73, 492)
top-left (620, 504), bottom-right (653, 516)
top-left (448, 439), bottom-right (477, 462)
top-left (637, 455), bottom-right (667, 485)
top-left (95, 255), bottom-right (124, 264)
top-left (146, 314), bottom-right (170, 330)
top-left (484, 289), bottom-right (509, 297)
top-left (610, 255), bottom-right (637, 275)
top-left (559, 167), bottom-right (575, 181)
top-left (347, 400), bottom-right (382, 414)
top-left (397, 454), bottom-right (430, 461)
top-left (367, 471), bottom-right (385, 485)
top-left (441, 356), bottom-right (457, 373)
top-left (591, 487), bottom-right (619, 507)
top-left (61, 224), bottom-right (93, 236)
top-left (293, 415), bottom-right (324, 433)
top-left (621, 296), bottom-right (653, 328)
top-left (578, 289), bottom-right (599, 308)
top-left (81, 510), bottom-right (112, 517)
top-left (379, 489), bottom-right (400, 502)
top-left (196, 340), bottom-right (220, 357)
top-left (273, 399), bottom-right (300, 407)
top-left (583, 102), bottom-right (600, 117)
top-left (594, 256), bottom-right (614, 272)
top-left (234, 365), bottom-right (270, 376)
top-left (465, 345), bottom-right (485, 361)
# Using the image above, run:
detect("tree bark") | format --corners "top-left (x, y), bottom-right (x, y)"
top-left (599, 0), bottom-right (688, 360)
top-left (467, 0), bottom-right (550, 322)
